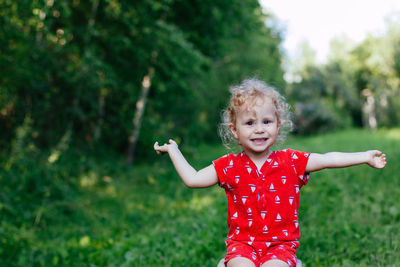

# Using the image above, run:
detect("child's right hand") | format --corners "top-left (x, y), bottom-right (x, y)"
top-left (154, 139), bottom-right (178, 155)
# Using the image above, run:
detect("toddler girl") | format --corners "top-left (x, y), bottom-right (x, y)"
top-left (154, 78), bottom-right (386, 267)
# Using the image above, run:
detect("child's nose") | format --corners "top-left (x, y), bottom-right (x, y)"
top-left (255, 123), bottom-right (265, 132)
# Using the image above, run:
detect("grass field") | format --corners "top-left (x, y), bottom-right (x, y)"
top-left (1, 129), bottom-right (400, 266)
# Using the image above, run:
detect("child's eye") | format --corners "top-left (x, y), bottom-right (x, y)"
top-left (246, 121), bottom-right (253, 126)
top-left (263, 120), bottom-right (270, 124)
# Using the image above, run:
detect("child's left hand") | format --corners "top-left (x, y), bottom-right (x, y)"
top-left (367, 150), bottom-right (386, 169)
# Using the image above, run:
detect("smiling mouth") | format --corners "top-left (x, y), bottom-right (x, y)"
top-left (251, 138), bottom-right (268, 143)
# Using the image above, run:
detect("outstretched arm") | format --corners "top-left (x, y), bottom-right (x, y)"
top-left (305, 150), bottom-right (386, 173)
top-left (154, 139), bottom-right (218, 188)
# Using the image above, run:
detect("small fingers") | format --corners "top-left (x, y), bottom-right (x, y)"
top-left (169, 139), bottom-right (177, 145)
top-left (377, 153), bottom-right (387, 168)
top-left (381, 153), bottom-right (387, 163)
top-left (154, 141), bottom-right (161, 151)
top-left (154, 141), bottom-right (166, 155)
top-left (371, 150), bottom-right (382, 156)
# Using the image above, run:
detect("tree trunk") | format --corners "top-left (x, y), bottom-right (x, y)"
top-left (361, 89), bottom-right (377, 130)
top-left (126, 67), bottom-right (154, 165)
top-left (126, 52), bottom-right (157, 164)
top-left (94, 90), bottom-right (105, 141)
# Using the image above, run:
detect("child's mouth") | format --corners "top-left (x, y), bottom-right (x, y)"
top-left (251, 138), bottom-right (268, 144)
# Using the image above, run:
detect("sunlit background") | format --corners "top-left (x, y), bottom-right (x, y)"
top-left (261, 0), bottom-right (400, 62)
top-left (1, 0), bottom-right (399, 266)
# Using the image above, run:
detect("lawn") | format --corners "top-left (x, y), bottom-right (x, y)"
top-left (1, 129), bottom-right (399, 266)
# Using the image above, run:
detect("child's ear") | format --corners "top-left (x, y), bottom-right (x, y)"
top-left (229, 123), bottom-right (239, 139)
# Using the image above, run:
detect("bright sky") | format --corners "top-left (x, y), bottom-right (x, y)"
top-left (260, 0), bottom-right (400, 63)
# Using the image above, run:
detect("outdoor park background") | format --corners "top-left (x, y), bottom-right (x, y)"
top-left (1, 0), bottom-right (400, 266)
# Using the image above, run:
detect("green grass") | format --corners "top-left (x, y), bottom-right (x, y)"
top-left (1, 128), bottom-right (400, 266)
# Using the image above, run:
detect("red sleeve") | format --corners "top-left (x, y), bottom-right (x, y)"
top-left (286, 149), bottom-right (311, 186)
top-left (212, 154), bottom-right (232, 188)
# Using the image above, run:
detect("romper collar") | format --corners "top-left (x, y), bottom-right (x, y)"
top-left (239, 150), bottom-right (276, 177)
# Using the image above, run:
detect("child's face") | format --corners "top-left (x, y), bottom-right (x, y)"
top-left (230, 96), bottom-right (280, 157)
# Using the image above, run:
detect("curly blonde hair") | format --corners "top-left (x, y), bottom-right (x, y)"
top-left (219, 78), bottom-right (293, 148)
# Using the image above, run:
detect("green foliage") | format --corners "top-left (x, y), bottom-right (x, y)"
top-left (1, 129), bottom-right (399, 266)
top-left (0, 0), bottom-right (284, 160)
top-left (288, 19), bottom-right (400, 134)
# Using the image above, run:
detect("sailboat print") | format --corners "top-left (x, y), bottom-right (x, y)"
top-left (260, 211), bottom-right (267, 219)
top-left (269, 184), bottom-right (276, 192)
top-left (248, 184), bottom-right (256, 192)
top-left (235, 175), bottom-right (240, 184)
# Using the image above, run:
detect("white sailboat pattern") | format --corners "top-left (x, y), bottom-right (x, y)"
top-left (247, 208), bottom-right (252, 216)
top-left (262, 225), bottom-right (268, 233)
top-left (248, 218), bottom-right (253, 227)
top-left (275, 196), bottom-right (280, 204)
top-left (282, 229), bottom-right (288, 236)
top-left (235, 175), bottom-right (240, 184)
top-left (242, 196), bottom-right (249, 204)
top-left (233, 195), bottom-right (237, 203)
top-left (248, 236), bottom-right (255, 245)
top-left (248, 184), bottom-right (256, 192)
top-left (272, 161), bottom-right (279, 168)
top-left (269, 184), bottom-right (276, 192)
top-left (275, 213), bottom-right (282, 222)
top-left (228, 160), bottom-right (234, 168)
top-left (294, 184), bottom-right (300, 194)
top-left (289, 196), bottom-right (294, 205)
top-left (236, 227), bottom-right (240, 235)
top-left (291, 164), bottom-right (298, 174)
top-left (266, 242), bottom-right (271, 247)
top-left (281, 176), bottom-right (287, 184)
top-left (245, 165), bottom-right (252, 174)
top-left (260, 211), bottom-right (267, 219)
top-left (231, 212), bottom-right (238, 219)
top-left (291, 152), bottom-right (298, 159)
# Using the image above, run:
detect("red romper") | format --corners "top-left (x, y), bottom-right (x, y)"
top-left (213, 149), bottom-right (310, 266)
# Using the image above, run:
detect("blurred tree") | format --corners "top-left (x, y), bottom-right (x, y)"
top-left (0, 0), bottom-right (284, 162)
top-left (287, 17), bottom-right (400, 134)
